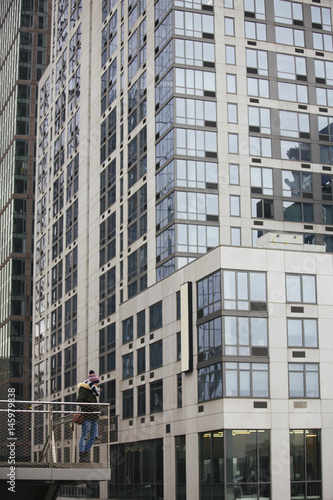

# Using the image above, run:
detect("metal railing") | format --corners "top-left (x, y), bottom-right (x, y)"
top-left (0, 400), bottom-right (110, 469)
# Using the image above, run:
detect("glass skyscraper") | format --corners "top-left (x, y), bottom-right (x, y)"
top-left (0, 0), bottom-right (51, 401)
top-left (33, 1), bottom-right (333, 499)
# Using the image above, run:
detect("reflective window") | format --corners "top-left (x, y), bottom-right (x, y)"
top-left (225, 362), bottom-right (269, 397)
top-left (174, 11), bottom-right (214, 38)
top-left (282, 170), bottom-right (312, 198)
top-left (226, 73), bottom-right (237, 93)
top-left (290, 429), bottom-right (321, 500)
top-left (275, 26), bottom-right (304, 47)
top-left (150, 379), bottom-right (163, 412)
top-left (313, 32), bottom-right (333, 52)
top-left (289, 364), bottom-right (319, 398)
top-left (281, 141), bottom-right (311, 162)
top-left (229, 163), bottom-right (239, 184)
top-left (230, 227), bottom-right (241, 246)
top-left (176, 128), bottom-right (217, 157)
top-left (277, 53), bottom-right (306, 80)
top-left (224, 17), bottom-right (235, 36)
top-left (199, 430), bottom-right (270, 499)
top-left (287, 318), bottom-right (318, 348)
top-left (244, 0), bottom-right (265, 20)
top-left (150, 301), bottom-right (162, 332)
top-left (176, 192), bottom-right (218, 221)
top-left (175, 98), bottom-right (217, 126)
top-left (274, 0), bottom-right (303, 25)
top-left (227, 103), bottom-right (237, 123)
top-left (318, 115), bottom-right (333, 140)
top-left (248, 106), bottom-right (270, 134)
top-left (225, 45), bottom-right (236, 64)
top-left (311, 5), bottom-right (331, 31)
top-left (252, 198), bottom-right (274, 219)
top-left (150, 340), bottom-right (163, 370)
top-left (224, 316), bottom-right (268, 356)
top-left (323, 205), bottom-right (333, 224)
top-left (198, 363), bottom-right (222, 401)
top-left (279, 111), bottom-right (309, 138)
top-left (228, 133), bottom-right (238, 154)
top-left (250, 167), bottom-right (273, 195)
top-left (249, 137), bottom-right (272, 157)
top-left (247, 77), bottom-right (269, 98)
top-left (122, 316), bottom-right (133, 344)
top-left (174, 68), bottom-right (216, 97)
top-left (122, 389), bottom-right (133, 418)
top-left (316, 87), bottom-right (333, 107)
top-left (245, 21), bottom-right (266, 41)
top-left (283, 201), bottom-right (313, 223)
top-left (156, 226), bottom-right (175, 261)
top-left (197, 271), bottom-right (221, 317)
top-left (175, 39), bottom-right (215, 67)
top-left (230, 195), bottom-right (240, 216)
top-left (278, 82), bottom-right (308, 103)
top-left (176, 224), bottom-right (219, 254)
top-left (223, 270), bottom-right (266, 310)
top-left (314, 60), bottom-right (333, 86)
top-left (123, 353), bottom-right (133, 379)
top-left (286, 274), bottom-right (316, 303)
top-left (246, 48), bottom-right (268, 76)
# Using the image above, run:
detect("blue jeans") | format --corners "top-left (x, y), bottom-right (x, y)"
top-left (79, 419), bottom-right (98, 452)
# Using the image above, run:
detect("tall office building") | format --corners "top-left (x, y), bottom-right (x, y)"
top-left (0, 0), bottom-right (51, 402)
top-left (34, 1), bottom-right (333, 499)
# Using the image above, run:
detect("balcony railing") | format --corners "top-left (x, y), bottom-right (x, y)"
top-left (0, 400), bottom-right (110, 469)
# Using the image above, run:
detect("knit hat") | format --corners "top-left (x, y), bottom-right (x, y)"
top-left (88, 370), bottom-right (100, 384)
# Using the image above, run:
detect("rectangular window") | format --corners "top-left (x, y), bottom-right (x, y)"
top-left (281, 141), bottom-right (311, 162)
top-left (137, 347), bottom-right (146, 374)
top-left (226, 74), bottom-right (237, 93)
top-left (278, 82), bottom-right (308, 103)
top-left (150, 340), bottom-right (163, 370)
top-left (287, 318), bottom-right (318, 348)
top-left (247, 77), bottom-right (269, 98)
top-left (277, 53), bottom-right (306, 81)
top-left (224, 316), bottom-right (268, 356)
top-left (177, 374), bottom-right (182, 408)
top-left (137, 310), bottom-right (145, 337)
top-left (198, 363), bottom-right (222, 402)
top-left (150, 379), bottom-right (163, 413)
top-left (246, 49), bottom-right (268, 75)
top-left (137, 385), bottom-right (146, 416)
top-left (282, 170), bottom-right (312, 198)
top-left (289, 363), bottom-right (319, 398)
top-left (230, 227), bottom-right (241, 246)
top-left (227, 103), bottom-right (237, 123)
top-left (225, 362), bottom-right (269, 397)
top-left (197, 271), bottom-right (221, 318)
top-left (229, 163), bottom-right (239, 184)
top-left (122, 316), bottom-right (134, 343)
top-left (245, 0), bottom-right (265, 19)
top-left (149, 301), bottom-right (162, 332)
top-left (245, 21), bottom-right (266, 41)
top-left (123, 353), bottom-right (133, 379)
top-left (223, 270), bottom-right (266, 310)
top-left (230, 195), bottom-right (240, 216)
top-left (250, 166), bottom-right (273, 195)
top-left (290, 429), bottom-right (321, 499)
top-left (286, 275), bottom-right (316, 304)
top-left (199, 429), bottom-right (270, 499)
top-left (274, 0), bottom-right (303, 25)
top-left (275, 26), bottom-right (304, 47)
top-left (122, 389), bottom-right (133, 419)
top-left (283, 201), bottom-right (313, 222)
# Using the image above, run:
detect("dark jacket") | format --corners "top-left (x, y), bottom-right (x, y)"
top-left (77, 382), bottom-right (100, 420)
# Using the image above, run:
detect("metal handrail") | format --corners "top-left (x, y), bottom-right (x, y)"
top-left (0, 400), bottom-right (111, 469)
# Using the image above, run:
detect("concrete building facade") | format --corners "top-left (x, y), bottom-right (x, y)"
top-left (33, 1), bottom-right (333, 499)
